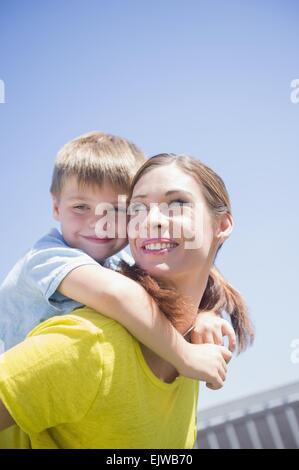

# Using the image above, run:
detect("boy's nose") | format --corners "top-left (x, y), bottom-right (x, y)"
top-left (88, 214), bottom-right (99, 229)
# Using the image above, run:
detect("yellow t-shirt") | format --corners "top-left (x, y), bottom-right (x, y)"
top-left (0, 307), bottom-right (199, 449)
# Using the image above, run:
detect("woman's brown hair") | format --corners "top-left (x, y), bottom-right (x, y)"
top-left (120, 153), bottom-right (254, 353)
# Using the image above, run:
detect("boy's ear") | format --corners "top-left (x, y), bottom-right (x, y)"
top-left (51, 193), bottom-right (61, 221)
top-left (215, 213), bottom-right (234, 244)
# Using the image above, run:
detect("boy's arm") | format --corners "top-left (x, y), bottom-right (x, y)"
top-left (58, 264), bottom-right (198, 378)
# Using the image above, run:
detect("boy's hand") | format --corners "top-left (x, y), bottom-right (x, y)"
top-left (179, 342), bottom-right (232, 389)
top-left (191, 311), bottom-right (236, 353)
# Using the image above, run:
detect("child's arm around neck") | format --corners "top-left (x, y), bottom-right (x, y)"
top-left (58, 263), bottom-right (228, 383)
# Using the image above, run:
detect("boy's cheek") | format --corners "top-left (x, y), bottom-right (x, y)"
top-left (115, 237), bottom-right (129, 251)
top-left (114, 214), bottom-right (129, 240)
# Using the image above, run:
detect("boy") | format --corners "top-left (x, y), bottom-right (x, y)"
top-left (0, 131), bottom-right (236, 384)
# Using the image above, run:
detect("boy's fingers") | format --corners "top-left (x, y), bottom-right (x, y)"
top-left (218, 366), bottom-right (226, 382)
top-left (206, 377), bottom-right (224, 390)
top-left (206, 383), bottom-right (217, 390)
top-left (221, 360), bottom-right (228, 373)
top-left (221, 321), bottom-right (236, 352)
top-left (213, 329), bottom-right (223, 346)
top-left (220, 346), bottom-right (233, 363)
top-left (191, 330), bottom-right (203, 345)
top-left (203, 332), bottom-right (214, 345)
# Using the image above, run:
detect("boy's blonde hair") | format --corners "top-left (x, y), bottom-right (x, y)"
top-left (50, 131), bottom-right (146, 197)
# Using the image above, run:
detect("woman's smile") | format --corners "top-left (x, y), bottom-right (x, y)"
top-left (140, 238), bottom-right (179, 255)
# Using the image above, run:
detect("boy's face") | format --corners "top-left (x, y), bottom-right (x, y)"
top-left (52, 176), bottom-right (128, 262)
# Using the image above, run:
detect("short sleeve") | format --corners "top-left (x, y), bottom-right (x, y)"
top-left (105, 248), bottom-right (134, 270)
top-left (0, 316), bottom-right (103, 434)
top-left (24, 246), bottom-right (99, 308)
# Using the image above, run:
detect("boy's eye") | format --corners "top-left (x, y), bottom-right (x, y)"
top-left (73, 205), bottom-right (89, 212)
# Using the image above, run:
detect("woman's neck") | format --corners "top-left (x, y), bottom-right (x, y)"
top-left (140, 256), bottom-right (214, 384)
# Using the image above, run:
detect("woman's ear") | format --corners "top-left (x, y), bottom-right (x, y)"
top-left (216, 213), bottom-right (234, 244)
top-left (51, 193), bottom-right (61, 221)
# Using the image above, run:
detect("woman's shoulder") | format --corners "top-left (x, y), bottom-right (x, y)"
top-left (28, 306), bottom-right (130, 342)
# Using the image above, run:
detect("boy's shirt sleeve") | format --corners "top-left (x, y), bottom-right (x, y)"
top-left (24, 240), bottom-right (100, 311)
top-left (0, 316), bottom-right (103, 434)
top-left (105, 248), bottom-right (134, 270)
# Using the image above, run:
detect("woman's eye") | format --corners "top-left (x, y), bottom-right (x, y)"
top-left (115, 206), bottom-right (127, 213)
top-left (129, 203), bottom-right (147, 214)
top-left (169, 199), bottom-right (191, 209)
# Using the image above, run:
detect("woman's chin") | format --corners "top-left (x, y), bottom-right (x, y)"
top-left (139, 262), bottom-right (175, 280)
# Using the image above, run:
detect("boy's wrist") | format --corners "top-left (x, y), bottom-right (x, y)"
top-left (173, 334), bottom-right (192, 374)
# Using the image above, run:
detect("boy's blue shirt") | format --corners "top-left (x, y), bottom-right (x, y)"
top-left (0, 228), bottom-right (133, 352)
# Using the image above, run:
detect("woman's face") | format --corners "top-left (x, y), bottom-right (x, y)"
top-left (128, 164), bottom-right (218, 283)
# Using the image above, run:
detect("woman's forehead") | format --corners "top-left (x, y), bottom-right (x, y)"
top-left (132, 165), bottom-right (201, 198)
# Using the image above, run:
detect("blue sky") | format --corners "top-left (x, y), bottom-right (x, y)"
top-left (0, 0), bottom-right (298, 409)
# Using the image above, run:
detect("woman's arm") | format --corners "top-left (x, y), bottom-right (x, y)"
top-left (0, 399), bottom-right (14, 431)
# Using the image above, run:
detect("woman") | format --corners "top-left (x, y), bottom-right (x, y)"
top-left (0, 154), bottom-right (253, 448)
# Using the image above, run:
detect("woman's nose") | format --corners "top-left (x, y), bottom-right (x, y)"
top-left (146, 204), bottom-right (169, 232)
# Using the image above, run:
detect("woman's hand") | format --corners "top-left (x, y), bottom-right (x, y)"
top-left (179, 342), bottom-right (232, 389)
top-left (191, 311), bottom-right (236, 352)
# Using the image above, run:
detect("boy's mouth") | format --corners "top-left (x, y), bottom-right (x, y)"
top-left (81, 235), bottom-right (113, 244)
